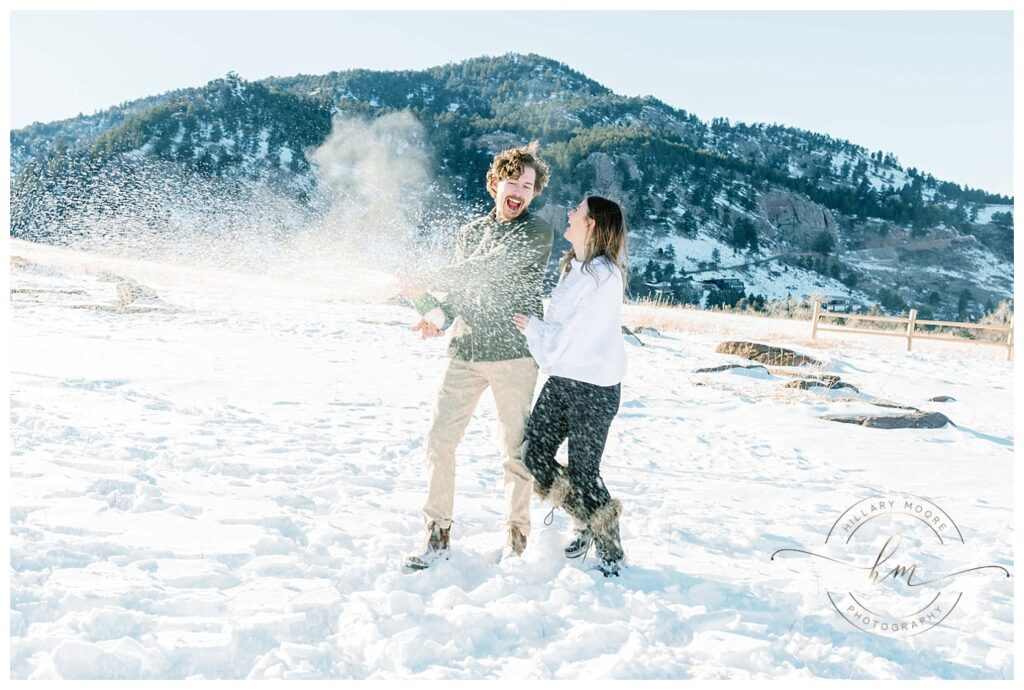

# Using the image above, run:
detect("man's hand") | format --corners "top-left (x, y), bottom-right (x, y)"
top-left (512, 313), bottom-right (531, 333)
top-left (411, 319), bottom-right (445, 339)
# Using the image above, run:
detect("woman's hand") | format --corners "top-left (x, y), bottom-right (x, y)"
top-left (512, 313), bottom-right (530, 332)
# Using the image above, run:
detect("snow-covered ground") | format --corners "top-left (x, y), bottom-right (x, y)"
top-left (9, 240), bottom-right (1014, 679)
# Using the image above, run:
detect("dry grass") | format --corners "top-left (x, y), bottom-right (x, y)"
top-left (623, 296), bottom-right (1013, 356)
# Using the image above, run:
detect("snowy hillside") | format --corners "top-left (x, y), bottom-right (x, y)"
top-left (10, 240), bottom-right (1013, 680)
top-left (651, 230), bottom-right (875, 304)
top-left (12, 55), bottom-right (1014, 321)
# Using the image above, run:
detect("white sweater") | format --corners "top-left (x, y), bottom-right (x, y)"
top-left (523, 256), bottom-right (627, 387)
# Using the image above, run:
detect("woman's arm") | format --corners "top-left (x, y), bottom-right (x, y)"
top-left (518, 264), bottom-right (621, 369)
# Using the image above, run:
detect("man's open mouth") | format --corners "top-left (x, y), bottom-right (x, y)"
top-left (505, 198), bottom-right (524, 213)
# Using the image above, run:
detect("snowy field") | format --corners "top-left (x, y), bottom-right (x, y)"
top-left (9, 240), bottom-right (1014, 679)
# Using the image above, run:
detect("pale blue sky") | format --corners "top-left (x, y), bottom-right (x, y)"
top-left (10, 11), bottom-right (1013, 196)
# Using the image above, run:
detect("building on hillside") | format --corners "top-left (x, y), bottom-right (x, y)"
top-left (817, 294), bottom-right (864, 313)
top-left (643, 281), bottom-right (675, 300)
top-left (699, 277), bottom-right (746, 293)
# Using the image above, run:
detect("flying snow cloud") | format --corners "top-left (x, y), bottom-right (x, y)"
top-left (293, 111), bottom-right (450, 283)
top-left (13, 110), bottom-right (464, 302)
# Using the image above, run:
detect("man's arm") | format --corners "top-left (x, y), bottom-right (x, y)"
top-left (442, 226), bottom-right (552, 327)
top-left (409, 220), bottom-right (476, 332)
top-left (432, 221), bottom-right (476, 330)
top-left (428, 223), bottom-right (552, 297)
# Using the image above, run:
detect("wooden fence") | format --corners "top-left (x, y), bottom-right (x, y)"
top-left (811, 301), bottom-right (1014, 361)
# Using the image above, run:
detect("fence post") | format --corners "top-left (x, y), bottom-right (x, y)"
top-left (1008, 316), bottom-right (1014, 362)
top-left (906, 309), bottom-right (917, 351)
top-left (811, 300), bottom-right (820, 341)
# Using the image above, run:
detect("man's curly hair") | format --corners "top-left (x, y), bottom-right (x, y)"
top-left (485, 140), bottom-right (550, 199)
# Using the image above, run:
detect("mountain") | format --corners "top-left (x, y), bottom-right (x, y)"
top-left (10, 54), bottom-right (1014, 320)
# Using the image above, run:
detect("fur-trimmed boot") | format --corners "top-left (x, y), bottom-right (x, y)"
top-left (534, 466), bottom-right (594, 559)
top-left (533, 464), bottom-right (572, 507)
top-left (563, 526), bottom-right (594, 559)
top-left (589, 499), bottom-right (624, 577)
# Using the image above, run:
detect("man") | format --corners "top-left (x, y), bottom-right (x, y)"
top-left (401, 141), bottom-right (554, 569)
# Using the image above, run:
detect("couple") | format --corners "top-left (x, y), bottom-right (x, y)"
top-left (399, 142), bottom-right (628, 577)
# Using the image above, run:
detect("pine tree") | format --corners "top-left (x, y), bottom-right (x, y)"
top-left (957, 289), bottom-right (972, 319)
top-left (811, 231), bottom-right (835, 255)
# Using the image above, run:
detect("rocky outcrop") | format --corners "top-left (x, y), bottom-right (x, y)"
top-left (870, 399), bottom-right (919, 411)
top-left (715, 341), bottom-right (821, 367)
top-left (758, 190), bottom-right (837, 250)
top-left (474, 131), bottom-right (525, 155)
top-left (822, 411), bottom-right (954, 429)
top-left (698, 347), bottom-right (934, 414)
top-left (11, 288), bottom-right (86, 295)
top-left (694, 364), bottom-right (769, 374)
top-left (785, 379), bottom-right (858, 392)
top-left (116, 281), bottom-right (161, 307)
top-left (622, 325), bottom-right (644, 347)
top-left (558, 151), bottom-right (641, 218)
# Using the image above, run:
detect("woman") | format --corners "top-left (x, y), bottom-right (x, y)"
top-left (512, 195), bottom-right (628, 576)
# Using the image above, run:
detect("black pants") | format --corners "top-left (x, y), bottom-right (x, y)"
top-left (523, 376), bottom-right (621, 517)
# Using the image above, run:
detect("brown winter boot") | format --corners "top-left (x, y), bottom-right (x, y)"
top-left (535, 465), bottom-right (595, 559)
top-left (404, 521), bottom-right (451, 571)
top-left (501, 524), bottom-right (528, 560)
top-left (589, 499), bottom-right (624, 577)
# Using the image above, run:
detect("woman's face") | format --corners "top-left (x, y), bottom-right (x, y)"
top-left (565, 199), bottom-right (594, 249)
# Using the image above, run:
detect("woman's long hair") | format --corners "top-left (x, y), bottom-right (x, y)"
top-left (559, 195), bottom-right (629, 284)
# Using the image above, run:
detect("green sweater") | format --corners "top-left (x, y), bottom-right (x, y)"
top-left (427, 209), bottom-right (554, 362)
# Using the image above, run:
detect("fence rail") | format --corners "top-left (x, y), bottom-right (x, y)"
top-left (811, 301), bottom-right (1013, 361)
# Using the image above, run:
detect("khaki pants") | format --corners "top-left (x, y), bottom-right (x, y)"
top-left (422, 356), bottom-right (538, 536)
